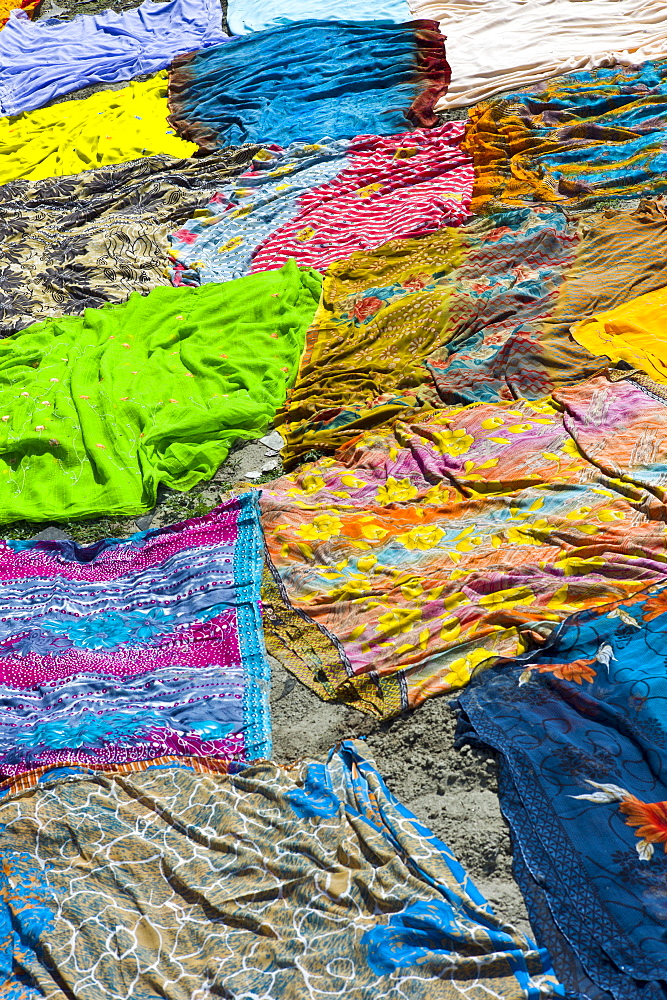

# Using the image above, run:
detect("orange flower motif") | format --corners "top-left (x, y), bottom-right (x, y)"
top-left (620, 796), bottom-right (667, 850)
top-left (535, 658), bottom-right (597, 684)
top-left (641, 591), bottom-right (667, 623)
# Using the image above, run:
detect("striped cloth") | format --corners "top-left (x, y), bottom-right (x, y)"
top-left (169, 123), bottom-right (473, 284)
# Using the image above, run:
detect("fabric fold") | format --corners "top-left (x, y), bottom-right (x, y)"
top-left (0, 740), bottom-right (564, 998)
top-left (167, 19), bottom-right (450, 149)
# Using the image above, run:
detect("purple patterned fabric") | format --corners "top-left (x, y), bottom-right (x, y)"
top-left (0, 492), bottom-right (270, 778)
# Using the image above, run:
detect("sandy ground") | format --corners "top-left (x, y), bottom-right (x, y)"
top-left (10, 0), bottom-right (532, 940)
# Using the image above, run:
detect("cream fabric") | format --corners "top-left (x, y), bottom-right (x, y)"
top-left (407, 0), bottom-right (667, 109)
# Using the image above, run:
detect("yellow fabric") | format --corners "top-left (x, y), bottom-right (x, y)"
top-left (0, 0), bottom-right (38, 30)
top-left (571, 285), bottom-right (667, 385)
top-left (0, 72), bottom-right (197, 184)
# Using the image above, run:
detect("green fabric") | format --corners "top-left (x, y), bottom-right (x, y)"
top-left (0, 259), bottom-right (322, 523)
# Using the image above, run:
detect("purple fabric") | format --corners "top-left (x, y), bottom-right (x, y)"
top-left (0, 0), bottom-right (227, 117)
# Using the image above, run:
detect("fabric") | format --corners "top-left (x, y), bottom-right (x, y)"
top-left (169, 122), bottom-right (472, 285)
top-left (277, 208), bottom-right (582, 467)
top-left (0, 0), bottom-right (38, 32)
top-left (571, 284), bottom-right (667, 384)
top-left (0, 494), bottom-right (270, 777)
top-left (0, 260), bottom-right (321, 524)
top-left (259, 375), bottom-right (667, 718)
top-left (227, 0), bottom-right (410, 34)
top-left (0, 148), bottom-right (257, 335)
top-left (0, 72), bottom-right (197, 185)
top-left (463, 60), bottom-right (667, 215)
top-left (407, 0), bottom-right (667, 110)
top-left (167, 20), bottom-right (450, 150)
top-left (457, 586), bottom-right (667, 1000)
top-left (0, 0), bottom-right (226, 118)
top-left (428, 199), bottom-right (667, 406)
top-left (0, 740), bottom-right (564, 999)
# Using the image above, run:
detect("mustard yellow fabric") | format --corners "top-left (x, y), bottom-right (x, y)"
top-left (571, 285), bottom-right (667, 385)
top-left (0, 71), bottom-right (196, 183)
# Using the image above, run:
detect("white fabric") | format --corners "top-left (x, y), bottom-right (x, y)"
top-left (227, 0), bottom-right (410, 35)
top-left (406, 0), bottom-right (667, 109)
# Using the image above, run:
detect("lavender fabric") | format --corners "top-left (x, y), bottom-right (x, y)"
top-left (0, 0), bottom-right (227, 117)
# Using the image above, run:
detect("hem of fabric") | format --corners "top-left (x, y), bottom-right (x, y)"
top-left (168, 52), bottom-right (222, 153)
top-left (235, 491), bottom-right (272, 760)
top-left (406, 19), bottom-right (452, 129)
top-left (260, 527), bottom-right (409, 718)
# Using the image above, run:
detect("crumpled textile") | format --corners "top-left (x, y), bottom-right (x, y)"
top-left (167, 19), bottom-right (450, 149)
top-left (260, 375), bottom-right (667, 717)
top-left (277, 208), bottom-right (581, 468)
top-left (0, 494), bottom-right (271, 776)
top-left (0, 148), bottom-right (257, 334)
top-left (0, 0), bottom-right (38, 32)
top-left (0, 260), bottom-right (321, 524)
top-left (0, 741), bottom-right (564, 999)
top-left (457, 585), bottom-right (667, 1000)
top-left (227, 0), bottom-right (410, 34)
top-left (407, 0), bottom-right (667, 109)
top-left (571, 284), bottom-right (667, 384)
top-left (0, 72), bottom-right (197, 185)
top-left (169, 122), bottom-right (473, 285)
top-left (463, 60), bottom-right (667, 215)
top-left (0, 0), bottom-right (227, 117)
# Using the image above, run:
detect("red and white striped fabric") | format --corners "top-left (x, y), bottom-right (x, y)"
top-left (248, 121), bottom-right (473, 273)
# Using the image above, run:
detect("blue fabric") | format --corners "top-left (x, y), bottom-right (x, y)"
top-left (167, 19), bottom-right (448, 148)
top-left (457, 585), bottom-right (667, 1000)
top-left (226, 0), bottom-right (410, 35)
top-left (0, 0), bottom-right (227, 117)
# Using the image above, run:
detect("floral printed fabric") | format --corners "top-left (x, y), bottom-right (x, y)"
top-left (0, 741), bottom-right (564, 999)
top-left (0, 149), bottom-right (256, 335)
top-left (169, 123), bottom-right (473, 284)
top-left (259, 374), bottom-right (667, 717)
top-left (167, 19), bottom-right (450, 149)
top-left (463, 60), bottom-right (667, 215)
top-left (0, 494), bottom-right (270, 778)
top-left (277, 207), bottom-right (582, 469)
top-left (457, 585), bottom-right (667, 1000)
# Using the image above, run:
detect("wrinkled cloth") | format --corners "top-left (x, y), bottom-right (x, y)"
top-left (167, 19), bottom-right (450, 150)
top-left (0, 0), bottom-right (226, 117)
top-left (278, 208), bottom-right (581, 467)
top-left (227, 0), bottom-right (410, 34)
top-left (0, 740), bottom-right (564, 999)
top-left (0, 494), bottom-right (270, 776)
top-left (0, 148), bottom-right (257, 334)
top-left (407, 0), bottom-right (667, 109)
top-left (571, 284), bottom-right (667, 384)
top-left (259, 375), bottom-right (667, 717)
top-left (463, 61), bottom-right (667, 216)
top-left (0, 260), bottom-right (321, 524)
top-left (169, 122), bottom-right (472, 285)
top-left (428, 200), bottom-right (667, 406)
top-left (457, 586), bottom-right (667, 1000)
top-left (0, 72), bottom-right (197, 184)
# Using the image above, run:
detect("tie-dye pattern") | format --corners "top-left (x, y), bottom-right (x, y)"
top-left (259, 375), bottom-right (667, 716)
top-left (0, 493), bottom-right (270, 776)
top-left (0, 742), bottom-right (564, 999)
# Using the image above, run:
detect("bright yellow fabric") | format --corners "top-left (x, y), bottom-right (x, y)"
top-left (571, 285), bottom-right (667, 385)
top-left (0, 0), bottom-right (38, 30)
top-left (0, 72), bottom-right (197, 184)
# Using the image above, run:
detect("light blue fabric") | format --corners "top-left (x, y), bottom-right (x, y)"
top-left (170, 138), bottom-right (352, 285)
top-left (0, 0), bottom-right (227, 117)
top-left (227, 0), bottom-right (410, 35)
top-left (167, 19), bottom-right (448, 148)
